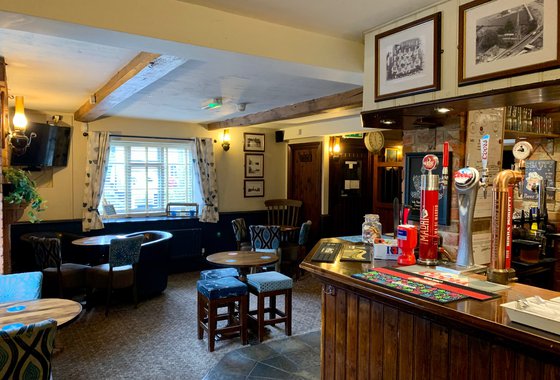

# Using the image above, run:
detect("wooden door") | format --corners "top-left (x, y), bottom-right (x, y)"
top-left (327, 139), bottom-right (373, 237)
top-left (287, 142), bottom-right (322, 244)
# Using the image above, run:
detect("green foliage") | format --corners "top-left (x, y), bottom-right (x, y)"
top-left (2, 167), bottom-right (46, 223)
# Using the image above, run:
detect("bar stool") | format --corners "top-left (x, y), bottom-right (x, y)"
top-left (199, 268), bottom-right (239, 280)
top-left (246, 271), bottom-right (292, 342)
top-left (197, 276), bottom-right (248, 352)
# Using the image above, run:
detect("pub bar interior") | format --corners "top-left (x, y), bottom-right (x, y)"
top-left (2, 0), bottom-right (560, 379)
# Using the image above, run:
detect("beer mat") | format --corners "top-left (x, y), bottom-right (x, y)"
top-left (352, 267), bottom-right (499, 304)
top-left (340, 244), bottom-right (370, 262)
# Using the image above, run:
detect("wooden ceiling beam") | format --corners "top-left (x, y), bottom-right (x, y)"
top-left (206, 87), bottom-right (363, 130)
top-left (74, 52), bottom-right (186, 123)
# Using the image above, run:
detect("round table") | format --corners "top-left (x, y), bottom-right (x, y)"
top-left (0, 298), bottom-right (82, 331)
top-left (206, 251), bottom-right (279, 281)
top-left (71, 235), bottom-right (126, 246)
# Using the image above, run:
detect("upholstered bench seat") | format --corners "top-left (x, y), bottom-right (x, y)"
top-left (199, 268), bottom-right (239, 280)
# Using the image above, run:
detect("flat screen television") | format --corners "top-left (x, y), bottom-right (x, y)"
top-left (10, 122), bottom-right (71, 169)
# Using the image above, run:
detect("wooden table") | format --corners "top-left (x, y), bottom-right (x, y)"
top-left (206, 251), bottom-right (279, 281)
top-left (0, 298), bottom-right (82, 331)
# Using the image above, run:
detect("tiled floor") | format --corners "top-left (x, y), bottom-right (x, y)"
top-left (203, 330), bottom-right (321, 380)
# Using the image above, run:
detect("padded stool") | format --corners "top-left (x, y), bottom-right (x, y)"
top-left (200, 268), bottom-right (239, 280)
top-left (197, 277), bottom-right (248, 352)
top-left (246, 271), bottom-right (293, 342)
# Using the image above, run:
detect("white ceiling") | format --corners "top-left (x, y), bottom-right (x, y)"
top-left (0, 0), bottom-right (443, 126)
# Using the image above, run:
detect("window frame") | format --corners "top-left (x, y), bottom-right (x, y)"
top-left (100, 135), bottom-right (199, 219)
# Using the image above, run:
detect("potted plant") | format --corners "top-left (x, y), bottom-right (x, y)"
top-left (2, 167), bottom-right (46, 222)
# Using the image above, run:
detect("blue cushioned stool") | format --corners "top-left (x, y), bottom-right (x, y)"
top-left (246, 271), bottom-right (292, 342)
top-left (199, 268), bottom-right (239, 280)
top-left (197, 277), bottom-right (248, 352)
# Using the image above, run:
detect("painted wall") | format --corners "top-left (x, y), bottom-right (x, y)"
top-left (363, 0), bottom-right (560, 112)
top-left (13, 110), bottom-right (286, 222)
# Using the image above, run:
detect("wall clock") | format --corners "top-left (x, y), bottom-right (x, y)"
top-left (364, 132), bottom-right (384, 153)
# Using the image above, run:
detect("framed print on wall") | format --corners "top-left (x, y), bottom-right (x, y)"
top-left (375, 12), bottom-right (441, 102)
top-left (245, 153), bottom-right (264, 178)
top-left (244, 179), bottom-right (264, 198)
top-left (244, 133), bottom-right (265, 152)
top-left (459, 0), bottom-right (559, 86)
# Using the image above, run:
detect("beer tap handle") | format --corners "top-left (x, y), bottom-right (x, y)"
top-left (441, 141), bottom-right (449, 191)
top-left (480, 135), bottom-right (490, 199)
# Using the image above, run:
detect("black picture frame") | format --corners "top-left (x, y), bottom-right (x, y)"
top-left (403, 151), bottom-right (452, 225)
top-left (244, 179), bottom-right (264, 197)
top-left (375, 12), bottom-right (441, 101)
top-left (244, 153), bottom-right (264, 178)
top-left (458, 0), bottom-right (560, 86)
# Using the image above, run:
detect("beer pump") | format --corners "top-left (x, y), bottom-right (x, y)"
top-left (487, 140), bottom-right (533, 284)
top-left (437, 135), bottom-right (489, 273)
top-left (418, 142), bottom-right (449, 266)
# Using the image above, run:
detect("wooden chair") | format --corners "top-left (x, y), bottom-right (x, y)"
top-left (231, 218), bottom-right (251, 251)
top-left (264, 199), bottom-right (302, 227)
top-left (28, 236), bottom-right (89, 298)
top-left (249, 225), bottom-right (282, 272)
top-left (86, 235), bottom-right (144, 316)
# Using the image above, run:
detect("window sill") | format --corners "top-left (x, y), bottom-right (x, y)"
top-left (102, 216), bottom-right (199, 224)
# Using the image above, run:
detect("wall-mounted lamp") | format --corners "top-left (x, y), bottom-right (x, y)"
top-left (7, 96), bottom-right (36, 156)
top-left (221, 129), bottom-right (231, 151)
top-left (330, 136), bottom-right (341, 157)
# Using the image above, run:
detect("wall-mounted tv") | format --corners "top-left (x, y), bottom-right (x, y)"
top-left (10, 122), bottom-right (71, 169)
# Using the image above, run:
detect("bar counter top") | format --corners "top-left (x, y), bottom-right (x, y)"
top-left (301, 238), bottom-right (560, 379)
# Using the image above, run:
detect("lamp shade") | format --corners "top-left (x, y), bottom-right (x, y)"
top-left (13, 96), bottom-right (27, 130)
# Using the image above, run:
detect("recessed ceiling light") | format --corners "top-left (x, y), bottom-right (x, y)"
top-left (434, 106), bottom-right (453, 114)
top-left (380, 118), bottom-right (396, 125)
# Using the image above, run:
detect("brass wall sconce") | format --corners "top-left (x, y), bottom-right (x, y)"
top-left (221, 129), bottom-right (231, 151)
top-left (330, 136), bottom-right (341, 157)
top-left (7, 96), bottom-right (36, 156)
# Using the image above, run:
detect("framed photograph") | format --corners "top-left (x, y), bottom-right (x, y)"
top-left (459, 0), bottom-right (559, 86)
top-left (375, 12), bottom-right (441, 102)
top-left (384, 147), bottom-right (399, 162)
top-left (244, 133), bottom-right (265, 152)
top-left (244, 179), bottom-right (264, 198)
top-left (403, 151), bottom-right (452, 226)
top-left (245, 153), bottom-right (264, 178)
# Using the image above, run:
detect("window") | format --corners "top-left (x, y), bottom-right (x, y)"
top-left (101, 136), bottom-right (200, 218)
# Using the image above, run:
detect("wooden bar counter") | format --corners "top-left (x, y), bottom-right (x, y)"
top-left (301, 238), bottom-right (560, 380)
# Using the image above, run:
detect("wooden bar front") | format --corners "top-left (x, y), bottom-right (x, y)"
top-left (301, 238), bottom-right (560, 380)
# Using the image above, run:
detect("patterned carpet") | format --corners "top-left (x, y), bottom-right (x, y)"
top-left (52, 271), bottom-right (322, 379)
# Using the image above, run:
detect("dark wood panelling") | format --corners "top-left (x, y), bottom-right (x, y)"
top-left (369, 298), bottom-right (384, 379)
top-left (345, 292), bottom-right (358, 379)
top-left (397, 311), bottom-right (414, 380)
top-left (319, 283), bottom-right (560, 380)
top-left (357, 296), bottom-right (371, 380)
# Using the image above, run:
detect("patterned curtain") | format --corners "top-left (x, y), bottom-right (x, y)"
top-left (82, 131), bottom-right (110, 232)
top-left (194, 138), bottom-right (219, 223)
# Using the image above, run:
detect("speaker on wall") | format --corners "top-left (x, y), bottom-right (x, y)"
top-left (275, 130), bottom-right (285, 143)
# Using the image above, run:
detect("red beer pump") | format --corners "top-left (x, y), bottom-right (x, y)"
top-left (418, 142), bottom-right (449, 266)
